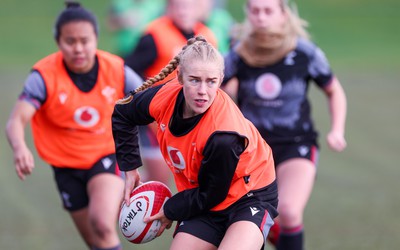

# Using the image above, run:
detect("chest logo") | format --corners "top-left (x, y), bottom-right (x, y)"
top-left (102, 86), bottom-right (117, 104)
top-left (167, 146), bottom-right (186, 171)
top-left (284, 51), bottom-right (297, 65)
top-left (74, 106), bottom-right (100, 127)
top-left (255, 73), bottom-right (282, 100)
top-left (59, 92), bottom-right (68, 104)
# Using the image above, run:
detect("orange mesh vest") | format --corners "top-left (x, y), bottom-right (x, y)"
top-left (144, 16), bottom-right (217, 83)
top-left (149, 80), bottom-right (276, 211)
top-left (32, 50), bottom-right (125, 169)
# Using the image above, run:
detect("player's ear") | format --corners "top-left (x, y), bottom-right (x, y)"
top-left (177, 69), bottom-right (183, 85)
top-left (219, 73), bottom-right (224, 87)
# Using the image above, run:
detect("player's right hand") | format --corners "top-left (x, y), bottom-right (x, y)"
top-left (124, 169), bottom-right (142, 206)
top-left (13, 145), bottom-right (34, 180)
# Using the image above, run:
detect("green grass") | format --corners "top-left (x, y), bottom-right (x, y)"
top-left (1, 0), bottom-right (399, 249)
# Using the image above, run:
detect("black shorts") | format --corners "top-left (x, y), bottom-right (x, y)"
top-left (174, 181), bottom-right (278, 247)
top-left (270, 140), bottom-right (319, 167)
top-left (52, 154), bottom-right (122, 211)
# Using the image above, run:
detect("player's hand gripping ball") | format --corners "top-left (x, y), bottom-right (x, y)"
top-left (119, 181), bottom-right (172, 244)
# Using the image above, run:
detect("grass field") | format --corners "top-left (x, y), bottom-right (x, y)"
top-left (1, 0), bottom-right (399, 249)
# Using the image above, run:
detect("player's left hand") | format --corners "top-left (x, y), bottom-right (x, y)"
top-left (326, 130), bottom-right (347, 152)
top-left (144, 208), bottom-right (172, 237)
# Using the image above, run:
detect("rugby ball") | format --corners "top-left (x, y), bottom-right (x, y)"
top-left (118, 181), bottom-right (172, 244)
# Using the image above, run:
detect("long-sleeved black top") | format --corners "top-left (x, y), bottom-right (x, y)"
top-left (112, 84), bottom-right (246, 221)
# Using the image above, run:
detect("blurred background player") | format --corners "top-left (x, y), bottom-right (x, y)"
top-left (106, 0), bottom-right (166, 57)
top-left (197, 0), bottom-right (236, 55)
top-left (5, 2), bottom-right (143, 249)
top-left (222, 0), bottom-right (347, 249)
top-left (124, 0), bottom-right (217, 187)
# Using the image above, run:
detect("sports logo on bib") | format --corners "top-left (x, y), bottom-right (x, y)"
top-left (59, 92), bottom-right (68, 104)
top-left (255, 73), bottom-right (282, 100)
top-left (167, 146), bottom-right (186, 171)
top-left (74, 106), bottom-right (100, 127)
top-left (102, 86), bottom-right (117, 104)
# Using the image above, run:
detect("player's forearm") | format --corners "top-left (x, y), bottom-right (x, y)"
top-left (327, 79), bottom-right (347, 134)
top-left (5, 117), bottom-right (28, 151)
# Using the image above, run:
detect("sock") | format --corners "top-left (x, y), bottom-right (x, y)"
top-left (267, 221), bottom-right (281, 246)
top-left (276, 224), bottom-right (304, 250)
top-left (91, 244), bottom-right (122, 250)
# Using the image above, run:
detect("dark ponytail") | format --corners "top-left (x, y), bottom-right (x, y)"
top-left (53, 1), bottom-right (99, 41)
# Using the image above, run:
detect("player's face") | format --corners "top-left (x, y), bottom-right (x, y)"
top-left (57, 21), bottom-right (97, 74)
top-left (246, 0), bottom-right (286, 30)
top-left (179, 61), bottom-right (222, 118)
top-left (167, 0), bottom-right (198, 33)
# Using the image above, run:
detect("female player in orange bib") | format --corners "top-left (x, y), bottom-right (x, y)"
top-left (112, 36), bottom-right (278, 249)
top-left (5, 2), bottom-right (143, 249)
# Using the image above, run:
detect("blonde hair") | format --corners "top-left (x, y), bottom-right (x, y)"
top-left (117, 35), bottom-right (223, 104)
top-left (238, 0), bottom-right (310, 40)
top-left (284, 1), bottom-right (310, 40)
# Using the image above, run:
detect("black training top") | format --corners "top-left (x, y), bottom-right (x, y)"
top-left (112, 85), bottom-right (246, 221)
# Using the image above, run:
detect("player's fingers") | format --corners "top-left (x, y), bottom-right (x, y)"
top-left (124, 186), bottom-right (132, 206)
top-left (15, 167), bottom-right (25, 181)
top-left (27, 153), bottom-right (35, 170)
top-left (330, 138), bottom-right (347, 152)
top-left (334, 140), bottom-right (345, 151)
top-left (21, 159), bottom-right (33, 176)
top-left (15, 159), bottom-right (31, 180)
top-left (144, 213), bottom-right (161, 223)
top-left (156, 224), bottom-right (167, 237)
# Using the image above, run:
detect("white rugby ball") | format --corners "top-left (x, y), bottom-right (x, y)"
top-left (119, 181), bottom-right (172, 244)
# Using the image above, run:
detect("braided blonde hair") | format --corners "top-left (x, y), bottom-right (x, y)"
top-left (117, 35), bottom-right (223, 104)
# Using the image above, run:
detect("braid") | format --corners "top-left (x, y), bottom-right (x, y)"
top-left (133, 56), bottom-right (180, 93)
top-left (116, 35), bottom-right (221, 105)
top-left (132, 35), bottom-right (207, 94)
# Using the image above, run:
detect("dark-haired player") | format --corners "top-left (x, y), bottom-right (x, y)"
top-left (5, 2), bottom-right (143, 249)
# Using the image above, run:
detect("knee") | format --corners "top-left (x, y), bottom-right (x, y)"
top-left (278, 202), bottom-right (303, 226)
top-left (90, 216), bottom-right (114, 239)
